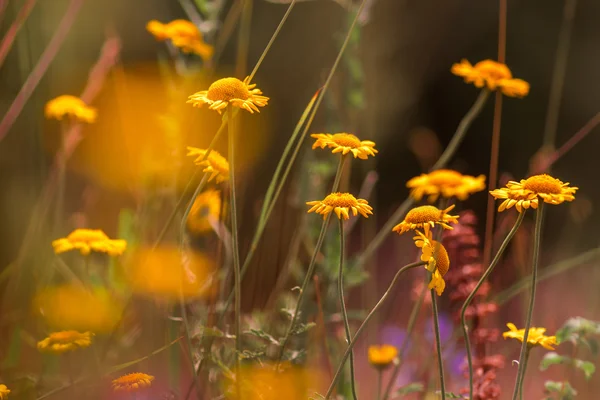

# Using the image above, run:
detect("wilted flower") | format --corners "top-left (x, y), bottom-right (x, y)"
top-left (306, 192), bottom-right (373, 220)
top-left (112, 372), bottom-right (154, 392)
top-left (186, 147), bottom-right (230, 183)
top-left (45, 95), bottom-right (97, 123)
top-left (310, 133), bottom-right (377, 160)
top-left (37, 331), bottom-right (93, 354)
top-left (187, 77), bottom-right (269, 114)
top-left (414, 231), bottom-right (450, 296)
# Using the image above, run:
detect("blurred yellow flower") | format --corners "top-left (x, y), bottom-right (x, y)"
top-left (0, 384), bottom-right (10, 400)
top-left (186, 146), bottom-right (229, 183)
top-left (503, 323), bottom-right (558, 350)
top-left (37, 330), bottom-right (93, 354)
top-left (45, 95), bottom-right (97, 123)
top-left (187, 77), bottom-right (269, 114)
top-left (146, 19), bottom-right (214, 60)
top-left (310, 133), bottom-right (378, 160)
top-left (33, 284), bottom-right (122, 333)
top-left (187, 189), bottom-right (222, 234)
top-left (407, 169), bottom-right (486, 202)
top-left (490, 174), bottom-right (577, 212)
top-left (451, 59), bottom-right (530, 97)
top-left (225, 363), bottom-right (325, 400)
top-left (413, 231), bottom-right (450, 296)
top-left (112, 372), bottom-right (154, 392)
top-left (368, 344), bottom-right (398, 369)
top-left (125, 246), bottom-right (216, 301)
top-left (392, 205), bottom-right (459, 236)
top-left (306, 192), bottom-right (373, 220)
top-left (52, 229), bottom-right (127, 256)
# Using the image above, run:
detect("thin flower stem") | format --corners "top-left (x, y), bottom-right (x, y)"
top-left (461, 210), bottom-right (526, 399)
top-left (0, 0), bottom-right (37, 68)
top-left (276, 155), bottom-right (346, 365)
top-left (54, 125), bottom-right (68, 231)
top-left (377, 369), bottom-right (382, 400)
top-left (324, 261), bottom-right (427, 399)
top-left (226, 105), bottom-right (243, 394)
top-left (179, 172), bottom-right (210, 241)
top-left (518, 346), bottom-right (532, 400)
top-left (382, 279), bottom-right (426, 400)
top-left (338, 218), bottom-right (358, 400)
top-left (431, 289), bottom-right (446, 400)
top-left (235, 0), bottom-right (253, 77)
top-left (512, 202), bottom-right (545, 400)
top-left (357, 89), bottom-right (490, 268)
top-left (248, 0), bottom-right (296, 81)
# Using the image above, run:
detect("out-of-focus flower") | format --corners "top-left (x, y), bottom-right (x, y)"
top-left (224, 363), bottom-right (325, 400)
top-left (112, 372), bottom-right (154, 392)
top-left (187, 77), bottom-right (269, 114)
top-left (37, 331), bottom-right (93, 354)
top-left (451, 59), bottom-right (530, 98)
top-left (146, 19), bottom-right (214, 60)
top-left (490, 174), bottom-right (577, 212)
top-left (393, 205), bottom-right (459, 236)
top-left (368, 344), bottom-right (398, 369)
top-left (407, 169), bottom-right (486, 202)
top-left (187, 189), bottom-right (222, 234)
top-left (52, 229), bottom-right (126, 256)
top-left (33, 284), bottom-right (122, 333)
top-left (0, 384), bottom-right (10, 399)
top-left (502, 323), bottom-right (558, 350)
top-left (306, 192), bottom-right (373, 220)
top-left (413, 231), bottom-right (450, 296)
top-left (125, 246), bottom-right (216, 301)
top-left (45, 95), bottom-right (97, 123)
top-left (310, 133), bottom-right (377, 160)
top-left (186, 147), bottom-right (229, 183)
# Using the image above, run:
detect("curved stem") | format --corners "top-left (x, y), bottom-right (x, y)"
top-left (461, 211), bottom-right (526, 399)
top-left (324, 261), bottom-right (426, 399)
top-left (518, 346), bottom-right (532, 400)
top-left (512, 202), bottom-right (545, 400)
top-left (431, 288), bottom-right (446, 400)
top-left (338, 219), bottom-right (357, 400)
top-left (357, 89), bottom-right (490, 267)
top-left (276, 155), bottom-right (345, 365)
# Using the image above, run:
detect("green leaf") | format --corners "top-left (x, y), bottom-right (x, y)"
top-left (392, 383), bottom-right (424, 398)
top-left (544, 380), bottom-right (577, 398)
top-left (540, 352), bottom-right (570, 371)
top-left (573, 359), bottom-right (596, 379)
top-left (291, 322), bottom-right (316, 336)
top-left (245, 329), bottom-right (279, 345)
top-left (194, 325), bottom-right (236, 340)
top-left (239, 348), bottom-right (266, 360)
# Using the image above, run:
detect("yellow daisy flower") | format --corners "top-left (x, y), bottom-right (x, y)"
top-left (451, 59), bottom-right (530, 98)
top-left (0, 384), bottom-right (10, 400)
top-left (37, 330), bottom-right (93, 354)
top-left (310, 133), bottom-right (377, 160)
top-left (413, 231), bottom-right (450, 296)
top-left (490, 174), bottom-right (577, 212)
top-left (45, 95), bottom-right (97, 123)
top-left (52, 229), bottom-right (127, 256)
top-left (146, 19), bottom-right (214, 61)
top-left (187, 189), bottom-right (222, 234)
top-left (503, 323), bottom-right (558, 350)
top-left (392, 205), bottom-right (459, 236)
top-left (306, 192), bottom-right (373, 220)
top-left (187, 77), bottom-right (269, 114)
top-left (406, 169), bottom-right (486, 202)
top-left (368, 345), bottom-right (398, 369)
top-left (112, 372), bottom-right (155, 392)
top-left (186, 146), bottom-right (229, 183)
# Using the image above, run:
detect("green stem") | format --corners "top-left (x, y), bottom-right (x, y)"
top-left (461, 210), bottom-right (526, 399)
top-left (356, 89), bottom-right (490, 267)
top-left (382, 278), bottom-right (427, 400)
top-left (512, 202), bottom-right (545, 400)
top-left (324, 261), bottom-right (426, 399)
top-left (431, 288), bottom-right (446, 400)
top-left (338, 218), bottom-right (357, 400)
top-left (518, 346), bottom-right (532, 400)
top-left (227, 105), bottom-right (243, 393)
top-left (54, 125), bottom-right (68, 232)
top-left (276, 155), bottom-right (345, 365)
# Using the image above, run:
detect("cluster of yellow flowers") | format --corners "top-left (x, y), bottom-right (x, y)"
top-left (146, 19), bottom-right (214, 60)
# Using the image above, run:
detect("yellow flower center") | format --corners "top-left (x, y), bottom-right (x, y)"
top-left (206, 78), bottom-right (250, 102)
top-left (522, 174), bottom-right (563, 194)
top-left (426, 169), bottom-right (464, 187)
top-left (49, 331), bottom-right (79, 343)
top-left (115, 373), bottom-right (150, 384)
top-left (331, 133), bottom-right (362, 148)
top-left (475, 60), bottom-right (512, 80)
top-left (432, 241), bottom-right (450, 276)
top-left (405, 205), bottom-right (443, 224)
top-left (322, 192), bottom-right (358, 208)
